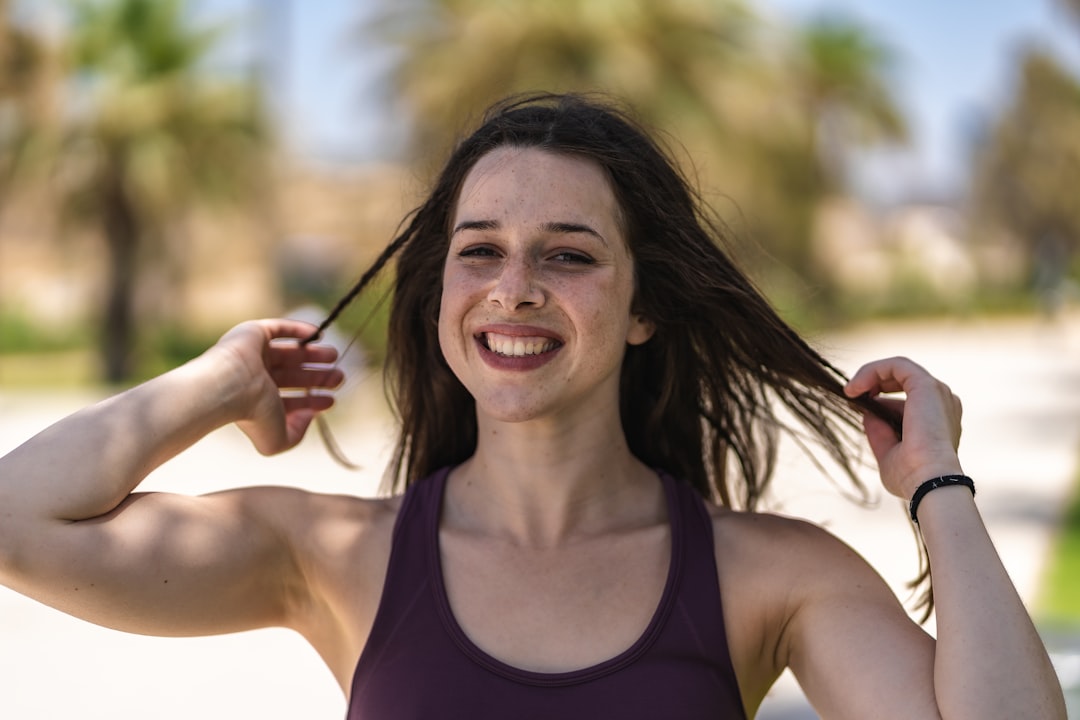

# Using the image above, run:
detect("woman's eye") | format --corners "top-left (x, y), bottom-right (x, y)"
top-left (458, 246), bottom-right (499, 258)
top-left (551, 251), bottom-right (594, 265)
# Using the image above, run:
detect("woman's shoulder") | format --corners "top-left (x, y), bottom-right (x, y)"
top-left (210, 486), bottom-right (406, 684)
top-left (704, 502), bottom-right (884, 609)
top-left (220, 485), bottom-right (404, 577)
top-left (702, 502), bottom-right (896, 708)
top-left (706, 502), bottom-right (864, 565)
top-left (224, 484), bottom-right (403, 529)
top-left (699, 504), bottom-right (866, 706)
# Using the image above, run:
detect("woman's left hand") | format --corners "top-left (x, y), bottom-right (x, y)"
top-left (843, 356), bottom-right (964, 500)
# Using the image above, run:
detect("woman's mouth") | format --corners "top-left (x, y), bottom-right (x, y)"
top-left (480, 332), bottom-right (562, 357)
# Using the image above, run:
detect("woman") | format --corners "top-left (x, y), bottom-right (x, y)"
top-left (0, 94), bottom-right (1066, 718)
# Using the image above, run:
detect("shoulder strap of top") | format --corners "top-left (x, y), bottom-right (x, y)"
top-left (661, 472), bottom-right (747, 717)
top-left (347, 466), bottom-right (451, 703)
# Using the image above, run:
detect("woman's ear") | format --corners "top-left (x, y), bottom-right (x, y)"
top-left (626, 313), bottom-right (656, 346)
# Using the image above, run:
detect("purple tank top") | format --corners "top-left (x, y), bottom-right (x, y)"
top-left (346, 467), bottom-right (747, 719)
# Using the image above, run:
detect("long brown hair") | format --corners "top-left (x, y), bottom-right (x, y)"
top-left (309, 92), bottom-right (900, 511)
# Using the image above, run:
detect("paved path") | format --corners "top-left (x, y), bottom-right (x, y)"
top-left (1, 313), bottom-right (1078, 718)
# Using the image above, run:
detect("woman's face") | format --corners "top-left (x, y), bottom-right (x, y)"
top-left (438, 146), bottom-right (654, 425)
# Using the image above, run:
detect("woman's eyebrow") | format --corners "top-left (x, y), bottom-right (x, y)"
top-left (451, 219), bottom-right (499, 236)
top-left (541, 221), bottom-right (608, 246)
top-left (451, 219), bottom-right (607, 246)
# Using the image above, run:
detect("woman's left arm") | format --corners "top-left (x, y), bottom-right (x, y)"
top-left (833, 357), bottom-right (1066, 719)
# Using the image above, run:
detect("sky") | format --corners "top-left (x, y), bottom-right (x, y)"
top-left (103, 0), bottom-right (1080, 204)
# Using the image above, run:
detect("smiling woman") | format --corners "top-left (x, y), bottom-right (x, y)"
top-left (0, 93), bottom-right (1067, 719)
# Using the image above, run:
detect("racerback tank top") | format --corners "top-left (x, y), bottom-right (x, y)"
top-left (346, 467), bottom-right (747, 719)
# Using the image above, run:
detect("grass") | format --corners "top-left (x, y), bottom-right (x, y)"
top-left (1038, 461), bottom-right (1080, 628)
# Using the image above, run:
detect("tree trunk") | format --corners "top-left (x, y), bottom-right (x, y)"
top-left (100, 172), bottom-right (139, 384)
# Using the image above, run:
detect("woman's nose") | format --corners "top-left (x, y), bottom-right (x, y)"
top-left (488, 257), bottom-right (544, 310)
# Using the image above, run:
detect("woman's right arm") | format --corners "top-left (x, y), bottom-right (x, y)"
top-left (0, 319), bottom-right (343, 635)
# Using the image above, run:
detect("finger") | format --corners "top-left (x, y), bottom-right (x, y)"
top-left (271, 366), bottom-right (345, 391)
top-left (872, 396), bottom-right (906, 415)
top-left (848, 392), bottom-right (904, 439)
top-left (844, 356), bottom-right (932, 397)
top-left (862, 411), bottom-right (900, 465)
top-left (279, 342), bottom-right (339, 364)
top-left (281, 394), bottom-right (335, 415)
top-left (258, 318), bottom-right (324, 342)
top-left (267, 339), bottom-right (339, 364)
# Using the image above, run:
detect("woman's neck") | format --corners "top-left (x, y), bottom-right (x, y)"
top-left (444, 410), bottom-right (663, 547)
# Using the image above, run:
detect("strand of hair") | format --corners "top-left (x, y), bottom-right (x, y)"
top-left (301, 210), bottom-right (422, 345)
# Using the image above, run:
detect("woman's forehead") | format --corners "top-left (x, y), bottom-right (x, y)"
top-left (454, 147), bottom-right (620, 227)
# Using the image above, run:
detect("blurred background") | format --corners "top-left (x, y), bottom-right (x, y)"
top-left (1, 0), bottom-right (1079, 717)
top-left (2, 0), bottom-right (1080, 384)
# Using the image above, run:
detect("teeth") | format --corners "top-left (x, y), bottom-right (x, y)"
top-left (484, 333), bottom-right (558, 357)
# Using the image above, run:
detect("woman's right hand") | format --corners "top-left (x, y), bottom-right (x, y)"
top-left (0, 317), bottom-right (349, 640)
top-left (209, 319), bottom-right (344, 456)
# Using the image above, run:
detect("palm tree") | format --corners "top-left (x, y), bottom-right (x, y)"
top-left (367, 0), bottom-right (761, 160)
top-left (38, 0), bottom-right (268, 382)
top-left (971, 51), bottom-right (1080, 312)
top-left (790, 14), bottom-right (907, 192)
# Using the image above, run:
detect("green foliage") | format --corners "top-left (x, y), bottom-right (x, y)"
top-left (131, 322), bottom-right (220, 379)
top-left (60, 0), bottom-right (266, 215)
top-left (793, 14), bottom-right (906, 192)
top-left (69, 0), bottom-right (221, 77)
top-left (0, 309), bottom-right (88, 353)
top-left (971, 52), bottom-right (1080, 295)
top-left (371, 0), bottom-right (759, 158)
top-left (0, 308), bottom-right (94, 388)
top-left (1039, 466), bottom-right (1080, 627)
top-left (794, 14), bottom-right (905, 138)
top-left (0, 309), bottom-right (216, 386)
